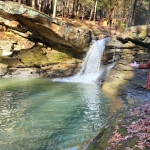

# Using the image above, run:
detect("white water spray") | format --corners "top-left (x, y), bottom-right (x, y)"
top-left (53, 38), bottom-right (110, 84)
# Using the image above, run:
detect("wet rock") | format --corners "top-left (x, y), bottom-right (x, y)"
top-left (4, 67), bottom-right (43, 78)
top-left (42, 62), bottom-right (81, 78)
top-left (0, 63), bottom-right (8, 76)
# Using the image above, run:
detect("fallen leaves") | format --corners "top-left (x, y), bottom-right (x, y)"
top-left (107, 102), bottom-right (150, 150)
top-left (106, 125), bottom-right (125, 150)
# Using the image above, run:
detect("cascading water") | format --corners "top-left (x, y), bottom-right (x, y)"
top-left (53, 37), bottom-right (110, 84)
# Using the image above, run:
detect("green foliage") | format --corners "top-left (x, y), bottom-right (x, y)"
top-left (97, 0), bottom-right (110, 9)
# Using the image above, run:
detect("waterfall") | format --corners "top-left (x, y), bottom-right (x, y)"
top-left (53, 37), bottom-right (110, 84)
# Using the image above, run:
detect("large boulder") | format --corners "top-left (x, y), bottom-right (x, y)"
top-left (0, 31), bottom-right (34, 56)
top-left (0, 1), bottom-right (92, 52)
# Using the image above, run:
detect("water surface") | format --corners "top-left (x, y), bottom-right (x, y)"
top-left (0, 78), bottom-right (122, 150)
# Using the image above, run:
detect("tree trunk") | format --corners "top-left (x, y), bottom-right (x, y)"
top-left (122, 0), bottom-right (126, 19)
top-left (131, 0), bottom-right (138, 26)
top-left (126, 0), bottom-right (137, 28)
top-left (107, 0), bottom-right (118, 35)
top-left (62, 0), bottom-right (65, 17)
top-left (47, 0), bottom-right (52, 15)
top-left (71, 0), bottom-right (76, 18)
top-left (75, 0), bottom-right (79, 17)
top-left (38, 0), bottom-right (42, 11)
top-left (32, 0), bottom-right (35, 9)
top-left (108, 0), bottom-right (118, 20)
top-left (93, 0), bottom-right (98, 22)
top-left (89, 8), bottom-right (93, 21)
top-left (81, 6), bottom-right (84, 21)
top-left (52, 0), bottom-right (57, 18)
top-left (66, 0), bottom-right (70, 16)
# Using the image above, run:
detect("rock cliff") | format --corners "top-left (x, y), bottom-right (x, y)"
top-left (0, 1), bottom-right (92, 78)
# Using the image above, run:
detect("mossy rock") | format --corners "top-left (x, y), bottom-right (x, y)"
top-left (138, 26), bottom-right (147, 40)
top-left (18, 46), bottom-right (48, 66)
top-left (46, 49), bottom-right (73, 63)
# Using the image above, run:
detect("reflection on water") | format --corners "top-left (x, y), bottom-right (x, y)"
top-left (0, 78), bottom-right (122, 150)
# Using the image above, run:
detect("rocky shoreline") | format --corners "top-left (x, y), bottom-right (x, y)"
top-left (86, 101), bottom-right (150, 150)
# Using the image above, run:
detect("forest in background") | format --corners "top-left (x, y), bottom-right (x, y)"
top-left (3, 0), bottom-right (150, 26)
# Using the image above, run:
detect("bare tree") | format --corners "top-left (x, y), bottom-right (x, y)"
top-left (71, 0), bottom-right (76, 18)
top-left (38, 0), bottom-right (42, 11)
top-left (32, 0), bottom-right (35, 9)
top-left (62, 0), bottom-right (65, 17)
top-left (130, 0), bottom-right (138, 26)
top-left (93, 0), bottom-right (98, 22)
top-left (52, 0), bottom-right (57, 18)
top-left (126, 0), bottom-right (137, 27)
